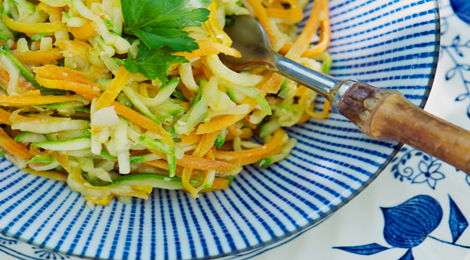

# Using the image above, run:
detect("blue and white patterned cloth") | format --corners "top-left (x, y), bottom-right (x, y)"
top-left (1, 0), bottom-right (470, 259)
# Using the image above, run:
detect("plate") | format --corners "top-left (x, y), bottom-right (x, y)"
top-left (0, 0), bottom-right (440, 259)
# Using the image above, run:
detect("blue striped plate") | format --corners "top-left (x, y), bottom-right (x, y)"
top-left (0, 0), bottom-right (440, 259)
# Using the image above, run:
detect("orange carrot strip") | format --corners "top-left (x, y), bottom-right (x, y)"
top-left (193, 130), bottom-right (220, 158)
top-left (209, 178), bottom-right (229, 190)
top-left (0, 66), bottom-right (35, 91)
top-left (146, 151), bottom-right (238, 171)
top-left (0, 108), bottom-right (11, 125)
top-left (307, 100), bottom-right (330, 119)
top-left (214, 129), bottom-right (284, 161)
top-left (181, 130), bottom-right (202, 145)
top-left (175, 40), bottom-right (220, 60)
top-left (95, 66), bottom-right (131, 109)
top-left (143, 159), bottom-right (184, 174)
top-left (53, 152), bottom-right (70, 172)
top-left (30, 145), bottom-right (52, 157)
top-left (196, 99), bottom-right (257, 134)
top-left (36, 77), bottom-right (102, 97)
top-left (244, 0), bottom-right (278, 41)
top-left (296, 112), bottom-right (311, 124)
top-left (182, 166), bottom-right (197, 198)
top-left (112, 101), bottom-right (160, 134)
top-left (238, 146), bottom-right (284, 166)
top-left (178, 155), bottom-right (238, 171)
top-left (244, 115), bottom-right (257, 129)
top-left (180, 81), bottom-right (196, 101)
top-left (69, 21), bottom-right (97, 40)
top-left (285, 0), bottom-right (322, 60)
top-left (13, 48), bottom-right (64, 64)
top-left (3, 14), bottom-right (65, 34)
top-left (279, 0), bottom-right (331, 57)
top-left (247, 0), bottom-right (330, 58)
top-left (266, 0), bottom-right (303, 23)
top-left (36, 3), bottom-right (63, 22)
top-left (0, 94), bottom-right (83, 106)
top-left (204, 2), bottom-right (232, 46)
top-left (0, 128), bottom-right (32, 160)
top-left (35, 65), bottom-right (104, 90)
top-left (22, 168), bottom-right (68, 182)
top-left (139, 83), bottom-right (149, 98)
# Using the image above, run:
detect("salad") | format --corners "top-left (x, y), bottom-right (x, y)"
top-left (0, 0), bottom-right (331, 208)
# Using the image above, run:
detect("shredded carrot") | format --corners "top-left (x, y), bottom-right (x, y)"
top-left (279, 0), bottom-right (331, 57)
top-left (193, 130), bottom-right (220, 158)
top-left (204, 2), bottom-right (232, 46)
top-left (68, 21), bottom-right (97, 40)
top-left (146, 151), bottom-right (238, 171)
top-left (182, 166), bottom-right (197, 198)
top-left (296, 112), bottom-right (311, 124)
top-left (306, 100), bottom-right (330, 119)
top-left (0, 94), bottom-right (84, 106)
top-left (181, 130), bottom-right (202, 145)
top-left (244, 115), bottom-right (257, 129)
top-left (23, 168), bottom-right (68, 182)
top-left (36, 77), bottom-right (102, 97)
top-left (257, 71), bottom-right (284, 95)
top-left (0, 66), bottom-right (35, 92)
top-left (175, 41), bottom-right (219, 60)
top-left (53, 152), bottom-right (70, 172)
top-left (13, 48), bottom-right (64, 64)
top-left (196, 99), bottom-right (257, 134)
top-left (111, 101), bottom-right (161, 134)
top-left (180, 82), bottom-right (196, 101)
top-left (36, 3), bottom-right (63, 22)
top-left (177, 155), bottom-right (237, 171)
top-left (246, 0), bottom-right (330, 58)
top-left (244, 0), bottom-right (278, 41)
top-left (143, 159), bottom-right (184, 173)
top-left (35, 64), bottom-right (104, 90)
top-left (206, 178), bottom-right (229, 190)
top-left (29, 145), bottom-right (52, 157)
top-left (285, 0), bottom-right (322, 61)
top-left (95, 66), bottom-right (131, 109)
top-left (139, 83), bottom-right (150, 98)
top-left (3, 14), bottom-right (66, 34)
top-left (214, 128), bottom-right (284, 161)
top-left (0, 108), bottom-right (11, 125)
top-left (266, 0), bottom-right (303, 23)
top-left (0, 128), bottom-right (32, 161)
top-left (176, 40), bottom-right (241, 60)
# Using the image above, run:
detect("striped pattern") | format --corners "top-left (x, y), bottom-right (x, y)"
top-left (0, 0), bottom-right (439, 259)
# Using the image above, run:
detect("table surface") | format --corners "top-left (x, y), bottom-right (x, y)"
top-left (2, 0), bottom-right (470, 259)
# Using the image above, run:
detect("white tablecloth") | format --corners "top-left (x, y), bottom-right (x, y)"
top-left (2, 0), bottom-right (470, 259)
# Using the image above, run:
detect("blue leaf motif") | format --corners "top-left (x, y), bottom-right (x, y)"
top-left (399, 249), bottom-right (414, 260)
top-left (455, 93), bottom-right (469, 102)
top-left (333, 243), bottom-right (389, 255)
top-left (451, 0), bottom-right (470, 25)
top-left (382, 195), bottom-right (443, 248)
top-left (449, 195), bottom-right (468, 243)
top-left (429, 163), bottom-right (442, 174)
top-left (446, 66), bottom-right (458, 80)
top-left (453, 35), bottom-right (461, 45)
top-left (418, 161), bottom-right (429, 173)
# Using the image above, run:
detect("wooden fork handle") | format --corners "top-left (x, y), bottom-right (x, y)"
top-left (338, 82), bottom-right (470, 174)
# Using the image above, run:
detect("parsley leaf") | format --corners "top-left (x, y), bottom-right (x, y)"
top-left (120, 0), bottom-right (212, 82)
top-left (121, 0), bottom-right (211, 52)
top-left (120, 44), bottom-right (188, 84)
